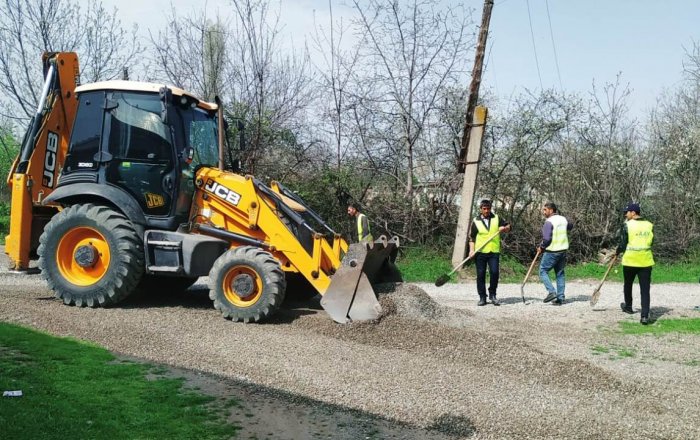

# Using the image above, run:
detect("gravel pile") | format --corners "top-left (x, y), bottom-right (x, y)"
top-left (1, 250), bottom-right (700, 439)
top-left (376, 282), bottom-right (474, 326)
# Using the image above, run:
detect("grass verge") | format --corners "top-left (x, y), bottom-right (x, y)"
top-left (620, 318), bottom-right (700, 335)
top-left (0, 322), bottom-right (237, 439)
top-left (395, 246), bottom-right (700, 283)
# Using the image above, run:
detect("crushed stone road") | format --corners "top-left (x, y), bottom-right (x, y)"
top-left (1, 251), bottom-right (699, 439)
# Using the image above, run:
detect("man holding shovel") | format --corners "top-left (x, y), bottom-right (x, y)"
top-left (469, 199), bottom-right (511, 306)
top-left (539, 202), bottom-right (573, 305)
top-left (616, 202), bottom-right (654, 325)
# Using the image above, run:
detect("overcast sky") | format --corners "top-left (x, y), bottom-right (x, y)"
top-left (101, 0), bottom-right (700, 119)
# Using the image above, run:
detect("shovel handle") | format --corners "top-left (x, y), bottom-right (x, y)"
top-left (597, 255), bottom-right (617, 290)
top-left (522, 247), bottom-right (542, 286)
top-left (590, 255), bottom-right (617, 306)
top-left (447, 229), bottom-right (502, 277)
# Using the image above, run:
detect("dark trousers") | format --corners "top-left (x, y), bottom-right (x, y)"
top-left (623, 265), bottom-right (652, 318)
top-left (475, 252), bottom-right (500, 298)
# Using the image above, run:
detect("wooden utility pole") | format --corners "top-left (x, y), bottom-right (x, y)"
top-left (451, 0), bottom-right (494, 267)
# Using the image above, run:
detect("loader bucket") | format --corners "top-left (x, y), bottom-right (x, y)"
top-left (321, 236), bottom-right (402, 324)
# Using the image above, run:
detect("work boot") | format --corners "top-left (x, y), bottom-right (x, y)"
top-left (543, 292), bottom-right (557, 303)
top-left (620, 303), bottom-right (634, 314)
top-left (489, 296), bottom-right (500, 306)
top-left (478, 297), bottom-right (487, 306)
top-left (640, 316), bottom-right (649, 325)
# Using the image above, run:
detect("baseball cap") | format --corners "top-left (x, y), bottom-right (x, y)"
top-left (621, 202), bottom-right (640, 214)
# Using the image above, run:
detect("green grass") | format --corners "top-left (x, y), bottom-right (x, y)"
top-left (395, 246), bottom-right (700, 283)
top-left (0, 322), bottom-right (237, 439)
top-left (0, 202), bottom-right (8, 245)
top-left (395, 247), bottom-right (454, 283)
top-left (590, 345), bottom-right (610, 354)
top-left (590, 344), bottom-right (636, 359)
top-left (620, 318), bottom-right (700, 335)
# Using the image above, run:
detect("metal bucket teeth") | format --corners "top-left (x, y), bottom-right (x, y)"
top-left (321, 236), bottom-right (401, 323)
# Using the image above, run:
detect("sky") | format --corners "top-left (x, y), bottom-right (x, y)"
top-left (101, 0), bottom-right (700, 120)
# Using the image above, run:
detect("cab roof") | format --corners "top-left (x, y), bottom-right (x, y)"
top-left (74, 80), bottom-right (218, 111)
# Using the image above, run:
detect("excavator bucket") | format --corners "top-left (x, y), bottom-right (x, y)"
top-left (321, 236), bottom-right (402, 323)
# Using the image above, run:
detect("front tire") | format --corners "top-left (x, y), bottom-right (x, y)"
top-left (38, 204), bottom-right (144, 307)
top-left (208, 246), bottom-right (286, 323)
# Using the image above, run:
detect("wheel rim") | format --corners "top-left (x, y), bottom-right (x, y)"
top-left (223, 265), bottom-right (263, 307)
top-left (56, 227), bottom-right (111, 286)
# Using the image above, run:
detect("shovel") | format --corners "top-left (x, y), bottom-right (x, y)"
top-left (520, 247), bottom-right (542, 304)
top-left (435, 230), bottom-right (501, 287)
top-left (590, 255), bottom-right (617, 306)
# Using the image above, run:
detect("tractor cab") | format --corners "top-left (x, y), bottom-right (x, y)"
top-left (60, 81), bottom-right (220, 230)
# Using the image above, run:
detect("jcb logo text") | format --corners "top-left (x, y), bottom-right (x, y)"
top-left (204, 180), bottom-right (241, 206)
top-left (42, 131), bottom-right (58, 188)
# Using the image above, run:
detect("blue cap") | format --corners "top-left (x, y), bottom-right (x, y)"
top-left (622, 202), bottom-right (640, 213)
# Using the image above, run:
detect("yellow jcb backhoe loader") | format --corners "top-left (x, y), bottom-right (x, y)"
top-left (5, 52), bottom-right (401, 323)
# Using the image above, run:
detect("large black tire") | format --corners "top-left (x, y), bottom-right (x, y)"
top-left (137, 274), bottom-right (199, 294)
top-left (38, 204), bottom-right (144, 307)
top-left (208, 246), bottom-right (286, 323)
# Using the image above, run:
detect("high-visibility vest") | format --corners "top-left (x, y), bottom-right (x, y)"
top-left (357, 213), bottom-right (373, 242)
top-left (473, 214), bottom-right (501, 253)
top-left (621, 219), bottom-right (654, 267)
top-left (545, 214), bottom-right (569, 252)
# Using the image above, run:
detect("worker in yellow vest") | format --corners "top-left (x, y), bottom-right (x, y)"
top-left (468, 199), bottom-right (511, 306)
top-left (539, 202), bottom-right (574, 305)
top-left (616, 202), bottom-right (654, 325)
top-left (347, 203), bottom-right (373, 243)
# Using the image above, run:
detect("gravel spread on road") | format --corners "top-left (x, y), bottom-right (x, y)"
top-left (1, 253), bottom-right (699, 439)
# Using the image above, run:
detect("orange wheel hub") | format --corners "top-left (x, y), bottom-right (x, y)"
top-left (56, 227), bottom-right (110, 286)
top-left (223, 266), bottom-right (262, 307)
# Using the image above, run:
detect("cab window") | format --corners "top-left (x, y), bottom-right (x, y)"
top-left (64, 91), bottom-right (104, 173)
top-left (108, 92), bottom-right (172, 162)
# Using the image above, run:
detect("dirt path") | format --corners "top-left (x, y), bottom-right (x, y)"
top-left (1, 249), bottom-right (699, 439)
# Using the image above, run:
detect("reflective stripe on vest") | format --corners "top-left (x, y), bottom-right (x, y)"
top-left (357, 213), bottom-right (373, 242)
top-left (545, 214), bottom-right (569, 252)
top-left (473, 214), bottom-right (501, 253)
top-left (621, 219), bottom-right (654, 267)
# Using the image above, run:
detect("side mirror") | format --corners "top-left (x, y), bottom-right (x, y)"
top-left (182, 147), bottom-right (194, 165)
top-left (159, 87), bottom-right (172, 124)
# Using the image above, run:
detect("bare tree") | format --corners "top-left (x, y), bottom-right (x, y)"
top-left (228, 0), bottom-right (316, 175)
top-left (310, 1), bottom-right (365, 170)
top-left (648, 41), bottom-right (700, 255)
top-left (149, 6), bottom-right (228, 101)
top-left (0, 0), bottom-right (141, 121)
top-left (351, 0), bottom-right (473, 196)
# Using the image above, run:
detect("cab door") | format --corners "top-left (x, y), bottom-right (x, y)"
top-left (103, 91), bottom-right (176, 218)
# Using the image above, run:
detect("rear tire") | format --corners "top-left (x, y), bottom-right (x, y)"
top-left (208, 246), bottom-right (286, 323)
top-left (38, 204), bottom-right (144, 307)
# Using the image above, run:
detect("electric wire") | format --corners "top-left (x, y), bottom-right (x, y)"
top-left (545, 0), bottom-right (564, 93)
top-left (525, 0), bottom-right (543, 89)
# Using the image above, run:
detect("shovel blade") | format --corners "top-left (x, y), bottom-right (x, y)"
top-left (590, 287), bottom-right (603, 306)
top-left (435, 274), bottom-right (450, 287)
top-left (320, 236), bottom-right (401, 323)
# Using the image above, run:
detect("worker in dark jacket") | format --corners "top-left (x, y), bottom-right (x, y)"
top-left (468, 199), bottom-right (511, 306)
top-left (616, 202), bottom-right (654, 325)
top-left (347, 203), bottom-right (373, 243)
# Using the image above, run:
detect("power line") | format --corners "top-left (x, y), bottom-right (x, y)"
top-left (525, 0), bottom-right (543, 89)
top-left (545, 0), bottom-right (563, 92)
